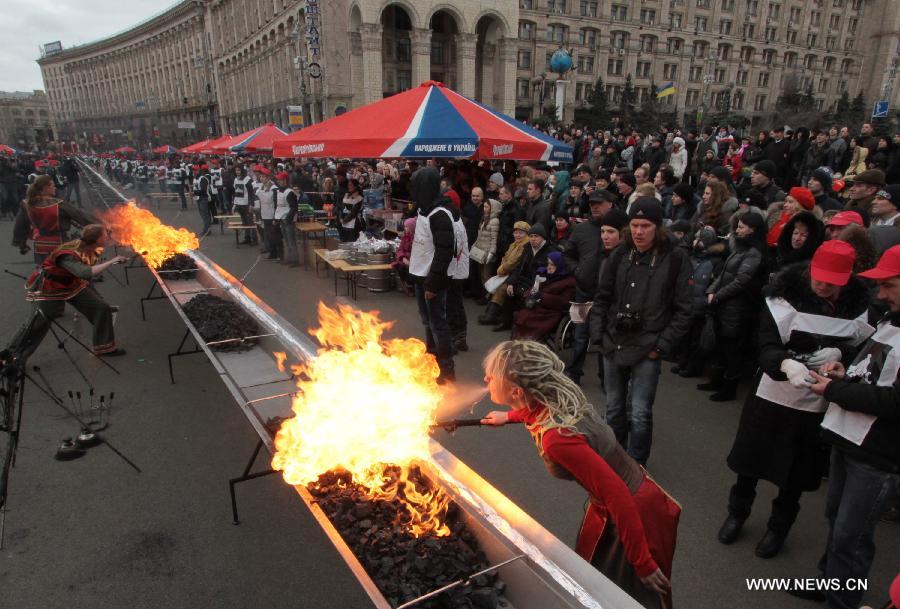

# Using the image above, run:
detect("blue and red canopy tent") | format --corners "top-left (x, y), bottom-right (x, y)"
top-left (153, 144), bottom-right (178, 154)
top-left (0, 144), bottom-right (18, 155)
top-left (272, 81), bottom-right (573, 162)
top-left (212, 123), bottom-right (289, 154)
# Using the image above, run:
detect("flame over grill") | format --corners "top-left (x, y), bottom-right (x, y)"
top-left (98, 202), bottom-right (200, 268)
top-left (272, 303), bottom-right (451, 538)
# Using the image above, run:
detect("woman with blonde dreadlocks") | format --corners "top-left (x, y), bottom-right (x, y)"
top-left (481, 340), bottom-right (681, 609)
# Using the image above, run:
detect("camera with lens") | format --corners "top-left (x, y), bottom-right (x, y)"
top-left (614, 312), bottom-right (644, 333)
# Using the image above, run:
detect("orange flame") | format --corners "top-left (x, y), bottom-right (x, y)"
top-left (98, 202), bottom-right (200, 268)
top-left (274, 351), bottom-right (287, 373)
top-left (272, 302), bottom-right (450, 537)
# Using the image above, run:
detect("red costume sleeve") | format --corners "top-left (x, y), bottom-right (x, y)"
top-left (541, 429), bottom-right (659, 578)
top-left (506, 409), bottom-right (527, 423)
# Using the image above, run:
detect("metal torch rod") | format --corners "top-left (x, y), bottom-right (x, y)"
top-left (429, 419), bottom-right (485, 432)
top-left (395, 554), bottom-right (526, 609)
top-left (168, 287), bottom-right (227, 296)
top-left (205, 333), bottom-right (276, 347)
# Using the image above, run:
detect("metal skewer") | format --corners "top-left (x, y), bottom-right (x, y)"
top-left (395, 554), bottom-right (526, 609)
top-left (205, 333), bottom-right (276, 347)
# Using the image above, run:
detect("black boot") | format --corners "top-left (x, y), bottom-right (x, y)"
top-left (477, 302), bottom-right (501, 325)
top-left (717, 514), bottom-right (745, 545)
top-left (697, 366), bottom-right (724, 391)
top-left (756, 490), bottom-right (800, 558)
top-left (710, 376), bottom-right (739, 401)
top-left (755, 530), bottom-right (786, 558)
top-left (719, 480), bottom-right (756, 544)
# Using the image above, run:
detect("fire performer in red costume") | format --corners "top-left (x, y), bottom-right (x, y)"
top-left (7, 224), bottom-right (128, 360)
top-left (481, 340), bottom-right (680, 609)
top-left (12, 175), bottom-right (98, 266)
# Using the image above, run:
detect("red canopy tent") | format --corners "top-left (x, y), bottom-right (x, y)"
top-left (153, 144), bottom-right (178, 154)
top-left (114, 146), bottom-right (137, 154)
top-left (210, 123), bottom-right (289, 154)
top-left (197, 134), bottom-right (233, 155)
top-left (271, 80), bottom-right (572, 163)
top-left (0, 144), bottom-right (17, 155)
top-left (179, 139), bottom-right (209, 153)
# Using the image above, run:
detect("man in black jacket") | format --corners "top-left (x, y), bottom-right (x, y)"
top-left (564, 201), bottom-right (627, 383)
top-left (409, 166), bottom-right (457, 383)
top-left (590, 198), bottom-right (693, 465)
top-left (524, 179), bottom-right (552, 233)
top-left (764, 126), bottom-right (791, 186)
top-left (806, 245), bottom-right (900, 609)
top-left (748, 160), bottom-right (787, 205)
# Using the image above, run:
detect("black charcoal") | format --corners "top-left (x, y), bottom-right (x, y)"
top-left (158, 253), bottom-right (198, 279)
top-left (182, 294), bottom-right (260, 352)
top-left (307, 465), bottom-right (507, 609)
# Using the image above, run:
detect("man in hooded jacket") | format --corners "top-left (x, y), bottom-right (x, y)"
top-left (409, 166), bottom-right (458, 383)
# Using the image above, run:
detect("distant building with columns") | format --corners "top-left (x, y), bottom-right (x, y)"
top-left (36, 0), bottom-right (898, 149)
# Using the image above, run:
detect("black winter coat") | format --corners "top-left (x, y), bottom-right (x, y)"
top-left (727, 264), bottom-right (871, 490)
top-left (496, 200), bottom-right (519, 258)
top-left (708, 239), bottom-right (765, 338)
top-left (822, 313), bottom-right (900, 473)
top-left (510, 241), bottom-right (557, 297)
top-left (563, 218), bottom-right (603, 295)
top-left (773, 211), bottom-right (824, 272)
top-left (690, 252), bottom-right (724, 318)
top-left (590, 239), bottom-right (693, 366)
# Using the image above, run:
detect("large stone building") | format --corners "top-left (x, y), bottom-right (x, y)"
top-left (515, 0), bottom-right (900, 124)
top-left (0, 91), bottom-right (52, 150)
top-left (37, 0), bottom-right (899, 148)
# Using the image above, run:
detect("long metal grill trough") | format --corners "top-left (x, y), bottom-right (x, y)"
top-left (77, 159), bottom-right (644, 609)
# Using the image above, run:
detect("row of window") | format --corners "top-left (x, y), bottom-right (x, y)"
top-left (521, 0), bottom-right (863, 16)
top-left (521, 21), bottom-right (857, 51)
top-left (516, 48), bottom-right (855, 75)
top-left (515, 78), bottom-right (835, 113)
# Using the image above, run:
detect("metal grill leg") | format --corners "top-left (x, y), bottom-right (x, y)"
top-left (228, 438), bottom-right (277, 525)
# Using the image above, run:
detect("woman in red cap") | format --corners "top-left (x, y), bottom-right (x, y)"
top-left (718, 240), bottom-right (871, 559)
top-left (766, 187), bottom-right (819, 250)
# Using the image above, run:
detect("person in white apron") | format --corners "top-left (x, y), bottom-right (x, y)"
top-left (801, 245), bottom-right (900, 609)
top-left (409, 166), bottom-right (465, 384)
top-left (719, 241), bottom-right (873, 559)
top-left (232, 165), bottom-right (256, 245)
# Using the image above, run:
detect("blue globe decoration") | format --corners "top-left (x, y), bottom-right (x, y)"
top-left (549, 49), bottom-right (573, 75)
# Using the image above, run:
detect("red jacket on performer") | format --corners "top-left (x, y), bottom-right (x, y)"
top-left (25, 247), bottom-right (93, 301)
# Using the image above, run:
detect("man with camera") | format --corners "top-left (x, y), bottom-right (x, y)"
top-left (590, 198), bottom-right (693, 465)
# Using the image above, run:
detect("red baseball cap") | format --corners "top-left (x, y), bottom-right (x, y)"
top-left (859, 244), bottom-right (900, 280)
top-left (810, 240), bottom-right (856, 286)
top-left (257, 167), bottom-right (271, 176)
top-left (826, 210), bottom-right (864, 228)
top-left (275, 171), bottom-right (289, 181)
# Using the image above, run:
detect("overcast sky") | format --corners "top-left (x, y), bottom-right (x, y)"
top-left (0, 1), bottom-right (176, 91)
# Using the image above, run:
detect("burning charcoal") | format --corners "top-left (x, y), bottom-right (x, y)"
top-left (158, 253), bottom-right (198, 279)
top-left (182, 294), bottom-right (260, 352)
top-left (308, 467), bottom-right (506, 609)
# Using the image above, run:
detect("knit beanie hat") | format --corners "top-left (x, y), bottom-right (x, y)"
top-left (528, 223), bottom-right (548, 238)
top-left (628, 197), bottom-right (664, 226)
top-left (672, 183), bottom-right (693, 202)
top-left (754, 160), bottom-right (777, 179)
top-left (811, 166), bottom-right (833, 193)
top-left (600, 208), bottom-right (629, 230)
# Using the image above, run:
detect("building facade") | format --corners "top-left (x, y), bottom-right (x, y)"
top-left (37, 0), bottom-right (899, 149)
top-left (0, 91), bottom-right (52, 150)
top-left (516, 0), bottom-right (900, 124)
